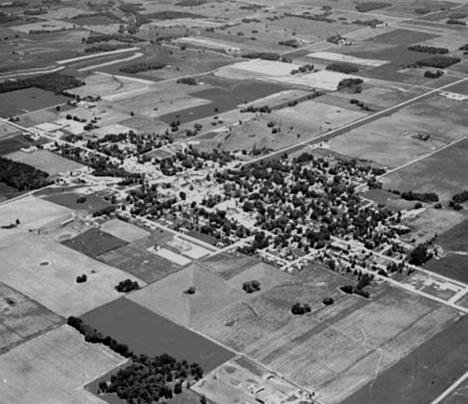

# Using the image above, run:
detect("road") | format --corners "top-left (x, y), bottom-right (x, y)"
top-left (430, 369), bottom-right (468, 404)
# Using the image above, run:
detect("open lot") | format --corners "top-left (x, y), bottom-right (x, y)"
top-left (329, 96), bottom-right (468, 169)
top-left (81, 297), bottom-right (234, 372)
top-left (0, 324), bottom-right (126, 404)
top-left (43, 190), bottom-right (111, 213)
top-left (62, 227), bottom-right (128, 258)
top-left (0, 231), bottom-right (144, 317)
top-left (0, 88), bottom-right (69, 118)
top-left (5, 149), bottom-right (84, 176)
top-left (381, 138), bottom-right (468, 201)
top-left (195, 264), bottom-right (458, 404)
top-left (425, 219), bottom-right (468, 283)
top-left (0, 282), bottom-right (62, 354)
top-left (127, 261), bottom-right (291, 328)
top-left (100, 219), bottom-right (149, 243)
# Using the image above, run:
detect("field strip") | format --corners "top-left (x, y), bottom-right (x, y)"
top-left (378, 133), bottom-right (468, 179)
top-left (0, 66), bottom-right (64, 80)
top-left (430, 369), bottom-right (468, 404)
top-left (57, 47), bottom-right (140, 65)
top-left (77, 52), bottom-right (144, 72)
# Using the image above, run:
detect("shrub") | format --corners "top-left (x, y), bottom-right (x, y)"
top-left (424, 70), bottom-right (444, 78)
top-left (76, 274), bottom-right (87, 283)
top-left (322, 297), bottom-right (334, 305)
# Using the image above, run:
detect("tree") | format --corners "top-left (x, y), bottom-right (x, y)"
top-left (200, 395), bottom-right (207, 404)
top-left (174, 382), bottom-right (182, 394)
top-left (408, 244), bottom-right (430, 266)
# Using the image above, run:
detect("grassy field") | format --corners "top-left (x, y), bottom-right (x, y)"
top-left (0, 88), bottom-right (69, 118)
top-left (100, 219), bottom-right (149, 243)
top-left (194, 264), bottom-right (458, 403)
top-left (0, 282), bottom-right (62, 354)
top-left (127, 261), bottom-right (292, 328)
top-left (62, 227), bottom-right (128, 258)
top-left (0, 324), bottom-right (126, 404)
top-left (0, 231), bottom-right (144, 316)
top-left (0, 121), bottom-right (20, 138)
top-left (381, 138), bottom-right (468, 202)
top-left (6, 149), bottom-right (85, 176)
top-left (343, 314), bottom-right (468, 404)
top-left (425, 219), bottom-right (468, 283)
top-left (82, 297), bottom-right (234, 372)
top-left (201, 251), bottom-right (260, 280)
top-left (43, 191), bottom-right (111, 213)
top-left (0, 135), bottom-right (36, 156)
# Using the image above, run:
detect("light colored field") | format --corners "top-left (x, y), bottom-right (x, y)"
top-left (100, 219), bottom-right (149, 243)
top-left (240, 89), bottom-right (312, 109)
top-left (0, 231), bottom-right (144, 317)
top-left (197, 268), bottom-right (458, 404)
top-left (12, 20), bottom-right (75, 33)
top-left (0, 121), bottom-right (19, 139)
top-left (0, 196), bottom-right (72, 240)
top-left (153, 247), bottom-right (192, 266)
top-left (222, 59), bottom-right (301, 77)
top-left (0, 282), bottom-right (62, 353)
top-left (0, 325), bottom-right (126, 404)
top-left (144, 18), bottom-right (225, 28)
top-left (175, 36), bottom-right (242, 51)
top-left (93, 123), bottom-right (134, 137)
top-left (45, 6), bottom-right (90, 19)
top-left (270, 70), bottom-right (361, 90)
top-left (307, 52), bottom-right (388, 67)
top-left (422, 32), bottom-right (468, 51)
top-left (6, 149), bottom-right (84, 176)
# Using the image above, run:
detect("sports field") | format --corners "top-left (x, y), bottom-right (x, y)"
top-left (0, 325), bottom-right (126, 404)
top-left (195, 264), bottom-right (458, 403)
top-left (0, 232), bottom-right (144, 317)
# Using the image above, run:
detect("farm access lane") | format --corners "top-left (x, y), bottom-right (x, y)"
top-left (242, 77), bottom-right (468, 166)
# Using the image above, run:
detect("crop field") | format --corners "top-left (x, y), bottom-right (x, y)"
top-left (0, 282), bottom-right (62, 354)
top-left (16, 108), bottom-right (59, 128)
top-left (201, 251), bottom-right (260, 280)
top-left (328, 97), bottom-right (468, 169)
top-left (0, 121), bottom-right (19, 138)
top-left (425, 219), bottom-right (468, 283)
top-left (5, 149), bottom-right (84, 176)
top-left (12, 19), bottom-right (75, 34)
top-left (81, 297), bottom-right (234, 372)
top-left (0, 135), bottom-right (33, 156)
top-left (127, 261), bottom-right (291, 328)
top-left (0, 325), bottom-right (126, 404)
top-left (362, 189), bottom-right (416, 211)
top-left (100, 219), bottom-right (149, 243)
top-left (380, 138), bottom-right (468, 201)
top-left (440, 377), bottom-right (468, 404)
top-left (402, 208), bottom-right (465, 244)
top-left (0, 231), bottom-right (144, 317)
top-left (270, 70), bottom-right (362, 91)
top-left (195, 263), bottom-right (458, 404)
top-left (96, 230), bottom-right (182, 283)
top-left (367, 28), bottom-right (438, 46)
top-left (343, 314), bottom-right (468, 404)
top-left (43, 191), bottom-right (110, 213)
top-left (62, 227), bottom-right (128, 258)
top-left (0, 88), bottom-right (69, 118)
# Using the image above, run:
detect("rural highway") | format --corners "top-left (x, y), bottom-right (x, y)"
top-left (242, 76), bottom-right (468, 166)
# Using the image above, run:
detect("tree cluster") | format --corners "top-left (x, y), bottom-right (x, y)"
top-left (242, 280), bottom-right (261, 293)
top-left (414, 56), bottom-right (461, 68)
top-left (337, 78), bottom-right (363, 93)
top-left (0, 73), bottom-right (83, 94)
top-left (76, 274), bottom-right (87, 283)
top-left (408, 243), bottom-right (431, 266)
top-left (85, 43), bottom-right (132, 53)
top-left (408, 45), bottom-right (449, 54)
top-left (120, 62), bottom-right (167, 74)
top-left (400, 191), bottom-right (439, 203)
top-left (291, 302), bottom-right (311, 315)
top-left (327, 63), bottom-right (359, 74)
top-left (115, 279), bottom-right (140, 293)
top-left (0, 157), bottom-right (51, 191)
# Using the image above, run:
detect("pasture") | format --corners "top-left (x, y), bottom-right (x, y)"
top-left (81, 297), bottom-right (234, 372)
top-left (0, 232), bottom-right (144, 317)
top-left (195, 264), bottom-right (458, 404)
top-left (0, 88), bottom-right (68, 118)
top-left (5, 149), bottom-right (84, 176)
top-left (0, 282), bottom-right (62, 354)
top-left (62, 227), bottom-right (128, 258)
top-left (380, 138), bottom-right (468, 201)
top-left (0, 325), bottom-right (126, 404)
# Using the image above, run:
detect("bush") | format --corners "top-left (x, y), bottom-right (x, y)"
top-left (120, 62), bottom-right (166, 74)
top-left (337, 78), bottom-right (363, 92)
top-left (452, 190), bottom-right (468, 204)
top-left (322, 297), bottom-right (334, 305)
top-left (76, 274), bottom-right (87, 283)
top-left (326, 63), bottom-right (359, 74)
top-left (415, 56), bottom-right (461, 69)
top-left (408, 45), bottom-right (449, 54)
top-left (242, 280), bottom-right (261, 293)
top-left (423, 70), bottom-right (444, 78)
top-left (115, 279), bottom-right (140, 293)
top-left (183, 286), bottom-right (196, 295)
top-left (291, 302), bottom-right (311, 315)
top-left (177, 77), bottom-right (198, 85)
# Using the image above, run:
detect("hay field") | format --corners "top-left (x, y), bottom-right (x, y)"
top-left (128, 262), bottom-right (291, 328)
top-left (0, 232), bottom-right (144, 317)
top-left (380, 138), bottom-right (468, 202)
top-left (0, 325), bottom-right (126, 404)
top-left (196, 265), bottom-right (458, 404)
top-left (100, 219), bottom-right (149, 243)
top-left (0, 282), bottom-right (62, 354)
top-left (6, 149), bottom-right (84, 176)
top-left (0, 196), bottom-right (72, 240)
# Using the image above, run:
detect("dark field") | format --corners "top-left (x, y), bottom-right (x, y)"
top-left (201, 251), bottom-right (260, 280)
top-left (62, 227), bottom-right (127, 258)
top-left (342, 314), bottom-right (468, 404)
top-left (0, 88), bottom-right (69, 118)
top-left (81, 297), bottom-right (234, 372)
top-left (70, 15), bottom-right (118, 25)
top-left (0, 135), bottom-right (35, 155)
top-left (158, 77), bottom-right (287, 125)
top-left (367, 29), bottom-right (437, 46)
top-left (425, 219), bottom-right (468, 283)
top-left (44, 192), bottom-right (110, 213)
top-left (0, 182), bottom-right (20, 200)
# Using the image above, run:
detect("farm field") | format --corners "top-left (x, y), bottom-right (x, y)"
top-left (81, 297), bottom-right (234, 372)
top-left (62, 227), bottom-right (128, 258)
top-left (380, 138), bottom-right (468, 202)
top-left (195, 264), bottom-right (458, 404)
top-left (0, 88), bottom-right (69, 118)
top-left (0, 324), bottom-right (126, 404)
top-left (127, 261), bottom-right (291, 328)
top-left (43, 190), bottom-right (111, 213)
top-left (328, 96), bottom-right (468, 169)
top-left (425, 219), bottom-right (468, 283)
top-left (0, 135), bottom-right (37, 156)
top-left (342, 314), bottom-right (468, 404)
top-left (5, 149), bottom-right (85, 176)
top-left (201, 251), bottom-right (260, 280)
top-left (100, 218), bottom-right (149, 243)
top-left (0, 121), bottom-right (20, 138)
top-left (440, 377), bottom-right (468, 404)
top-left (0, 231), bottom-right (144, 317)
top-left (0, 282), bottom-right (62, 354)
